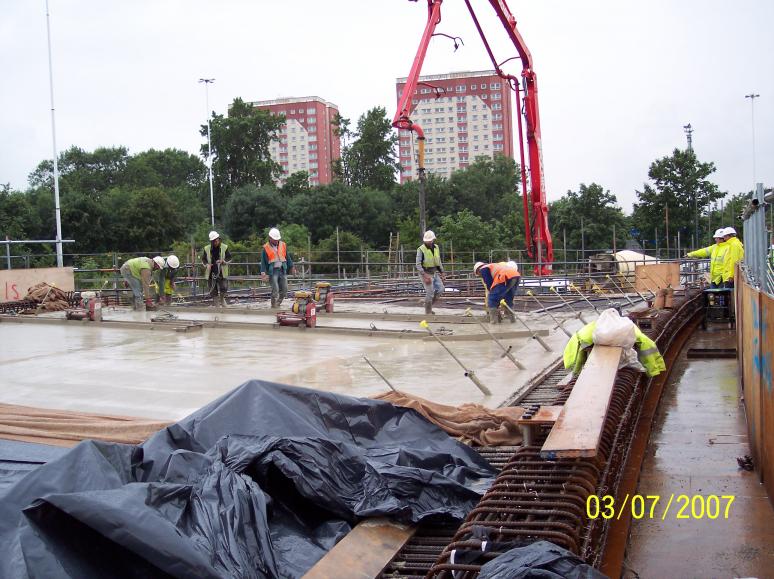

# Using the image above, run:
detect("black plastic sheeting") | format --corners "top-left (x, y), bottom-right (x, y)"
top-left (0, 439), bottom-right (69, 495)
top-left (478, 541), bottom-right (608, 579)
top-left (0, 381), bottom-right (496, 578)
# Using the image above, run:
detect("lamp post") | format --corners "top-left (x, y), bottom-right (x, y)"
top-left (45, 0), bottom-right (63, 267)
top-left (683, 123), bottom-right (698, 247)
top-left (199, 78), bottom-right (216, 226)
top-left (745, 93), bottom-right (759, 186)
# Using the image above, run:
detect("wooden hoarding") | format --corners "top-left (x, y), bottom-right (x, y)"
top-left (0, 267), bottom-right (75, 303)
top-left (634, 262), bottom-right (680, 293)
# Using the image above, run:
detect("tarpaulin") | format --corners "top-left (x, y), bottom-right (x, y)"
top-left (0, 381), bottom-right (496, 578)
top-left (478, 540), bottom-right (608, 578)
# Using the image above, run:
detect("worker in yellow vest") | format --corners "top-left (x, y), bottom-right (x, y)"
top-left (563, 317), bottom-right (665, 377)
top-left (261, 227), bottom-right (295, 308)
top-left (416, 230), bottom-right (445, 315)
top-left (202, 231), bottom-right (232, 307)
top-left (120, 255), bottom-right (163, 311)
top-left (720, 226), bottom-right (744, 288)
top-left (686, 229), bottom-right (728, 288)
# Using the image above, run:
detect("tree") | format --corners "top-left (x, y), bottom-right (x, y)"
top-left (223, 184), bottom-right (286, 241)
top-left (282, 171), bottom-right (311, 198)
top-left (124, 149), bottom-right (206, 190)
top-left (333, 107), bottom-right (399, 191)
top-left (632, 149), bottom-right (725, 248)
top-left (447, 155), bottom-right (520, 222)
top-left (28, 146), bottom-right (130, 197)
top-left (549, 183), bottom-right (628, 253)
top-left (103, 187), bottom-right (183, 252)
top-left (204, 97), bottom-right (284, 212)
top-left (437, 209), bottom-right (499, 255)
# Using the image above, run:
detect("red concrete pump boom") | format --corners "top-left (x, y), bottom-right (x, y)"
top-left (393, 0), bottom-right (553, 275)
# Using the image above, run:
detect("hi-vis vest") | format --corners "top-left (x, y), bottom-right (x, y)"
top-left (563, 320), bottom-right (665, 377)
top-left (126, 257), bottom-right (153, 280)
top-left (482, 262), bottom-right (520, 287)
top-left (203, 242), bottom-right (229, 279)
top-left (687, 242), bottom-right (728, 284)
top-left (418, 244), bottom-right (442, 269)
top-left (264, 241), bottom-right (287, 264)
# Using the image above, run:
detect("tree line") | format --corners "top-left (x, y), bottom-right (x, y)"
top-left (1, 97), bottom-right (754, 270)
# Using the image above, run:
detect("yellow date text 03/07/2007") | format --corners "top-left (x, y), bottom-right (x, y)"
top-left (586, 494), bottom-right (735, 520)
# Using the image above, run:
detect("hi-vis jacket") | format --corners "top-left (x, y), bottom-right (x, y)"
top-left (563, 320), bottom-right (666, 377)
top-left (723, 237), bottom-right (744, 282)
top-left (687, 241), bottom-right (728, 285)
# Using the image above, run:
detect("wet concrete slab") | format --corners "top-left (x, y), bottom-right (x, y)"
top-left (625, 329), bottom-right (774, 578)
top-left (0, 307), bottom-right (583, 421)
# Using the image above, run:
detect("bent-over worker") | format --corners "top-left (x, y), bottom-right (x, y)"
top-left (153, 255), bottom-right (180, 305)
top-left (474, 261), bottom-right (520, 323)
top-left (260, 227), bottom-right (295, 308)
top-left (202, 231), bottom-right (232, 307)
top-left (563, 315), bottom-right (665, 377)
top-left (416, 230), bottom-right (445, 315)
top-left (120, 256), bottom-right (163, 311)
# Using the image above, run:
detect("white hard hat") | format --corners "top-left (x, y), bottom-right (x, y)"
top-left (713, 229), bottom-right (725, 239)
top-left (423, 230), bottom-right (436, 242)
top-left (723, 226), bottom-right (736, 236)
top-left (208, 230), bottom-right (220, 241)
top-left (166, 255), bottom-right (180, 269)
top-left (152, 256), bottom-right (165, 268)
top-left (269, 227), bottom-right (281, 240)
top-left (474, 261), bottom-right (486, 274)
top-left (507, 260), bottom-right (518, 271)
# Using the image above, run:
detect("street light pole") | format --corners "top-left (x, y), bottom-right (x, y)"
top-left (45, 0), bottom-right (63, 267)
top-left (199, 78), bottom-right (216, 227)
top-left (745, 93), bottom-right (759, 186)
top-left (683, 123), bottom-right (698, 247)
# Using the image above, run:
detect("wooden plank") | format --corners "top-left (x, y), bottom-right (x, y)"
top-left (303, 518), bottom-right (415, 579)
top-left (0, 267), bottom-right (74, 303)
top-left (540, 346), bottom-right (622, 459)
top-left (635, 263), bottom-right (680, 293)
top-left (760, 290), bottom-right (774, 503)
top-left (518, 405), bottom-right (563, 425)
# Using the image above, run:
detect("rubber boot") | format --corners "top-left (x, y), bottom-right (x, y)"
top-left (271, 297), bottom-right (277, 309)
top-left (505, 308), bottom-right (516, 323)
top-left (219, 295), bottom-right (226, 308)
top-left (132, 297), bottom-right (141, 311)
top-left (425, 302), bottom-right (435, 316)
top-left (144, 298), bottom-right (157, 312)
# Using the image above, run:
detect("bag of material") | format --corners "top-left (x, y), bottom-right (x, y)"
top-left (592, 308), bottom-right (646, 373)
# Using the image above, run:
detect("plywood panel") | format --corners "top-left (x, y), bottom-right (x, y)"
top-left (635, 263), bottom-right (680, 293)
top-left (303, 518), bottom-right (414, 579)
top-left (741, 282), bottom-right (762, 476)
top-left (540, 346), bottom-right (622, 459)
top-left (0, 267), bottom-right (74, 302)
top-left (759, 292), bottom-right (774, 502)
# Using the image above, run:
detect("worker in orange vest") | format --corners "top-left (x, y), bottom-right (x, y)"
top-left (261, 227), bottom-right (295, 308)
top-left (474, 261), bottom-right (521, 323)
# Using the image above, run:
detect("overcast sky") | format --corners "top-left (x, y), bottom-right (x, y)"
top-left (2, 0), bottom-right (772, 213)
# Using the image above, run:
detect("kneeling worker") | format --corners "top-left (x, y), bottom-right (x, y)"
top-left (120, 255), bottom-right (164, 311)
top-left (474, 261), bottom-right (520, 323)
top-left (563, 311), bottom-right (665, 377)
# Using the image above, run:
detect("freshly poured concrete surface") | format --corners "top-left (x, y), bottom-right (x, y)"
top-left (0, 307), bottom-right (583, 421)
top-left (626, 329), bottom-right (774, 577)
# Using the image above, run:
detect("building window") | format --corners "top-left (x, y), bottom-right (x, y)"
top-left (470, 84), bottom-right (476, 90)
top-left (309, 135), bottom-right (317, 141)
top-left (490, 82), bottom-right (501, 89)
top-left (306, 108), bottom-right (315, 114)
top-left (309, 126), bottom-right (317, 132)
top-left (481, 94), bottom-right (487, 100)
top-left (456, 85), bottom-right (466, 92)
top-left (492, 103), bottom-right (502, 110)
top-left (307, 117), bottom-right (316, 123)
top-left (290, 109), bottom-right (296, 114)
top-left (491, 92), bottom-right (501, 100)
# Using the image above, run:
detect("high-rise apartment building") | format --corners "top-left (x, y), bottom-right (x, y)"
top-left (250, 96), bottom-right (341, 186)
top-left (395, 70), bottom-right (514, 182)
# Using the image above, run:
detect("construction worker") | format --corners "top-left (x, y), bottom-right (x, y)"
top-left (686, 229), bottom-right (728, 288)
top-left (153, 255), bottom-right (180, 305)
top-left (260, 227), bottom-right (295, 308)
top-left (416, 230), bottom-right (445, 315)
top-left (720, 227), bottom-right (744, 288)
top-left (120, 256), bottom-right (163, 311)
top-left (202, 231), bottom-right (232, 307)
top-left (563, 313), bottom-right (666, 377)
top-left (474, 261), bottom-right (520, 323)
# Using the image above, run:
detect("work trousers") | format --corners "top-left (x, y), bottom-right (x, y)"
top-left (421, 271), bottom-right (445, 305)
top-left (271, 269), bottom-right (288, 306)
top-left (120, 263), bottom-right (144, 309)
top-left (487, 276), bottom-right (520, 309)
top-left (208, 275), bottom-right (227, 302)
